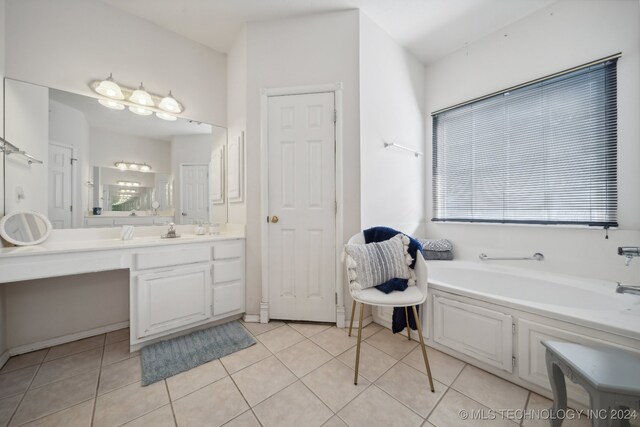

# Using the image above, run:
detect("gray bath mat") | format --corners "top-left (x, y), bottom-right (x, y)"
top-left (140, 321), bottom-right (256, 386)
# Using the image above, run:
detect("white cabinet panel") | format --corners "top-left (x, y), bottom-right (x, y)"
top-left (85, 217), bottom-right (114, 227)
top-left (434, 295), bottom-right (513, 372)
top-left (213, 281), bottom-right (244, 316)
top-left (212, 241), bottom-right (244, 260)
top-left (136, 264), bottom-right (211, 338)
top-left (135, 247), bottom-right (210, 270)
top-left (114, 217), bottom-right (154, 226)
top-left (212, 259), bottom-right (242, 283)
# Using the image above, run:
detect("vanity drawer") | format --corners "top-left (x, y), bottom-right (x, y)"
top-left (212, 281), bottom-right (244, 316)
top-left (85, 218), bottom-right (114, 227)
top-left (212, 259), bottom-right (242, 283)
top-left (135, 247), bottom-right (210, 270)
top-left (114, 217), bottom-right (154, 226)
top-left (212, 241), bottom-right (244, 260)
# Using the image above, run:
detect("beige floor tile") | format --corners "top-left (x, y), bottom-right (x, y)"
top-left (0, 394), bottom-right (23, 426)
top-left (423, 422), bottom-right (436, 427)
top-left (310, 327), bottom-right (357, 357)
top-left (98, 356), bottom-right (142, 395)
top-left (0, 366), bottom-right (38, 399)
top-left (288, 322), bottom-right (332, 338)
top-left (336, 342), bottom-right (397, 382)
top-left (31, 347), bottom-right (102, 388)
top-left (241, 321), bottom-right (285, 336)
top-left (365, 328), bottom-right (418, 360)
top-left (301, 359), bottom-right (369, 412)
top-left (166, 359), bottom-right (227, 401)
top-left (105, 328), bottom-right (130, 345)
top-left (451, 365), bottom-right (528, 412)
top-left (428, 389), bottom-right (518, 427)
top-left (253, 381), bottom-right (332, 427)
top-left (102, 340), bottom-right (139, 366)
top-left (1, 350), bottom-right (48, 374)
top-left (173, 376), bottom-right (248, 427)
top-left (19, 400), bottom-right (94, 427)
top-left (323, 415), bottom-right (348, 427)
top-left (257, 325), bottom-right (305, 353)
top-left (220, 342), bottom-right (271, 374)
top-left (44, 335), bottom-right (105, 361)
top-left (223, 410), bottom-right (261, 427)
top-left (122, 404), bottom-right (175, 427)
top-left (231, 356), bottom-right (296, 406)
top-left (403, 346), bottom-right (465, 386)
top-left (338, 385), bottom-right (423, 427)
top-left (345, 322), bottom-right (384, 340)
top-left (11, 371), bottom-right (98, 426)
top-left (275, 339), bottom-right (332, 378)
top-left (375, 362), bottom-right (447, 418)
top-left (93, 380), bottom-right (169, 427)
top-left (524, 393), bottom-right (591, 427)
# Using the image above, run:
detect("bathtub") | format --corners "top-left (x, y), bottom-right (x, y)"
top-left (416, 261), bottom-right (640, 407)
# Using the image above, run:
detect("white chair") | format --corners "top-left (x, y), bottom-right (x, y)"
top-left (345, 232), bottom-right (435, 391)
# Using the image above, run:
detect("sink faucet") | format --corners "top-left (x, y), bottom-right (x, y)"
top-left (618, 246), bottom-right (640, 266)
top-left (161, 222), bottom-right (180, 239)
top-left (129, 210), bottom-right (137, 217)
top-left (616, 282), bottom-right (640, 296)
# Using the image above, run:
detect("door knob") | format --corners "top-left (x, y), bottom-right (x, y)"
top-left (270, 215), bottom-right (279, 223)
top-left (181, 212), bottom-right (187, 216)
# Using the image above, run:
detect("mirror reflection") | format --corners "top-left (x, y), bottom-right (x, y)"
top-left (2, 79), bottom-right (228, 229)
top-left (1, 212), bottom-right (50, 244)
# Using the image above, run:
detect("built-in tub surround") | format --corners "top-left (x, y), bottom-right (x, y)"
top-left (423, 260), bottom-right (640, 409)
top-left (0, 223), bottom-right (246, 358)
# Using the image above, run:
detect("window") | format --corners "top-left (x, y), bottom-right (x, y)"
top-left (432, 56), bottom-right (618, 227)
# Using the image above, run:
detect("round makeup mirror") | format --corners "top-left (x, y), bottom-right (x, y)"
top-left (0, 211), bottom-right (53, 246)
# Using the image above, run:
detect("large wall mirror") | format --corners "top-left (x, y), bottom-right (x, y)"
top-left (1, 78), bottom-right (229, 229)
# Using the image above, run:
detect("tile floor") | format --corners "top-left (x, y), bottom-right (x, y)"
top-left (0, 321), bottom-right (608, 427)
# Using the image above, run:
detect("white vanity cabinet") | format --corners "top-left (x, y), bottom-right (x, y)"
top-left (130, 238), bottom-right (246, 347)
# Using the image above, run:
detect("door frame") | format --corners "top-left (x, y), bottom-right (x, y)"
top-left (48, 141), bottom-right (76, 228)
top-left (178, 162), bottom-right (209, 225)
top-left (259, 83), bottom-right (345, 327)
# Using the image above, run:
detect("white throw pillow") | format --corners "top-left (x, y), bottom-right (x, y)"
top-left (344, 234), bottom-right (415, 293)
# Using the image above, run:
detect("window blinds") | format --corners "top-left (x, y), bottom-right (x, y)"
top-left (432, 57), bottom-right (618, 227)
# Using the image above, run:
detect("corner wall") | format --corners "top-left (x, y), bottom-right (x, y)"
top-left (424, 0), bottom-right (640, 284)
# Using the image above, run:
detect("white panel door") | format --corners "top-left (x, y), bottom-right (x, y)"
top-left (48, 143), bottom-right (73, 229)
top-left (268, 92), bottom-right (336, 322)
top-left (180, 164), bottom-right (209, 224)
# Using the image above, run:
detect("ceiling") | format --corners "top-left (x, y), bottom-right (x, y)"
top-left (101, 0), bottom-right (555, 64)
top-left (50, 89), bottom-right (215, 142)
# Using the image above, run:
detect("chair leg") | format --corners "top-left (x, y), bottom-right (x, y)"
top-left (348, 300), bottom-right (357, 337)
top-left (405, 307), bottom-right (411, 341)
top-left (412, 305), bottom-right (435, 392)
top-left (354, 303), bottom-right (365, 385)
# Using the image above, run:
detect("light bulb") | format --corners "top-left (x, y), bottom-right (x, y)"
top-left (140, 164), bottom-right (151, 172)
top-left (129, 163), bottom-right (139, 170)
top-left (133, 182), bottom-right (140, 187)
top-left (115, 161), bottom-right (128, 170)
top-left (128, 105), bottom-right (153, 116)
top-left (156, 112), bottom-right (177, 121)
top-left (98, 99), bottom-right (125, 110)
top-left (129, 83), bottom-right (154, 106)
top-left (95, 74), bottom-right (124, 100)
top-left (159, 91), bottom-right (182, 113)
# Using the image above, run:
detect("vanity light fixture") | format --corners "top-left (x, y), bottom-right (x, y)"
top-left (159, 91), bottom-right (182, 113)
top-left (129, 83), bottom-right (154, 106)
top-left (128, 163), bottom-right (139, 171)
top-left (114, 161), bottom-right (153, 172)
top-left (95, 74), bottom-right (124, 100)
top-left (115, 161), bottom-right (128, 171)
top-left (98, 99), bottom-right (125, 110)
top-left (139, 163), bottom-right (151, 172)
top-left (117, 181), bottom-right (141, 187)
top-left (128, 105), bottom-right (153, 116)
top-left (156, 112), bottom-right (177, 121)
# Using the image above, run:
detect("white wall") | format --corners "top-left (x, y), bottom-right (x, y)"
top-left (4, 80), bottom-right (48, 214)
top-left (244, 10), bottom-right (361, 316)
top-left (359, 13), bottom-right (426, 236)
top-left (226, 27), bottom-right (247, 225)
top-left (424, 0), bottom-right (640, 284)
top-left (0, 0), bottom-right (6, 357)
top-left (90, 128), bottom-right (171, 174)
top-left (4, 0), bottom-right (227, 126)
top-left (49, 99), bottom-right (90, 224)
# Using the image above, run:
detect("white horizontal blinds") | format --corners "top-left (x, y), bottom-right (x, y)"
top-left (432, 58), bottom-right (618, 227)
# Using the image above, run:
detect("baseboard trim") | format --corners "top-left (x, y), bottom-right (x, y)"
top-left (243, 314), bottom-right (260, 323)
top-left (0, 350), bottom-right (10, 369)
top-left (9, 321), bottom-right (130, 356)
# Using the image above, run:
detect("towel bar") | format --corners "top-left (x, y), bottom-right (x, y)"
top-left (479, 252), bottom-right (544, 261)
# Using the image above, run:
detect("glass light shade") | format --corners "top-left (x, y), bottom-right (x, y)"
top-left (98, 99), bottom-right (125, 110)
top-left (139, 164), bottom-right (151, 172)
top-left (133, 182), bottom-right (140, 187)
top-left (128, 163), bottom-right (139, 170)
top-left (128, 105), bottom-right (153, 116)
top-left (159, 91), bottom-right (182, 113)
top-left (95, 75), bottom-right (124, 100)
top-left (115, 161), bottom-right (128, 170)
top-left (156, 112), bottom-right (177, 121)
top-left (129, 83), bottom-right (154, 106)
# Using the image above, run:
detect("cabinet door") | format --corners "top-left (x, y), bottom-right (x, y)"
top-left (433, 295), bottom-right (513, 372)
top-left (136, 264), bottom-right (211, 338)
top-left (212, 281), bottom-right (244, 316)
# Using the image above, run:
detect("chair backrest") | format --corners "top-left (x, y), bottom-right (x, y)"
top-left (345, 232), bottom-right (428, 298)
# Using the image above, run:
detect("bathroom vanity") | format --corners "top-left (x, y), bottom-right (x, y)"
top-left (0, 225), bottom-right (246, 352)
